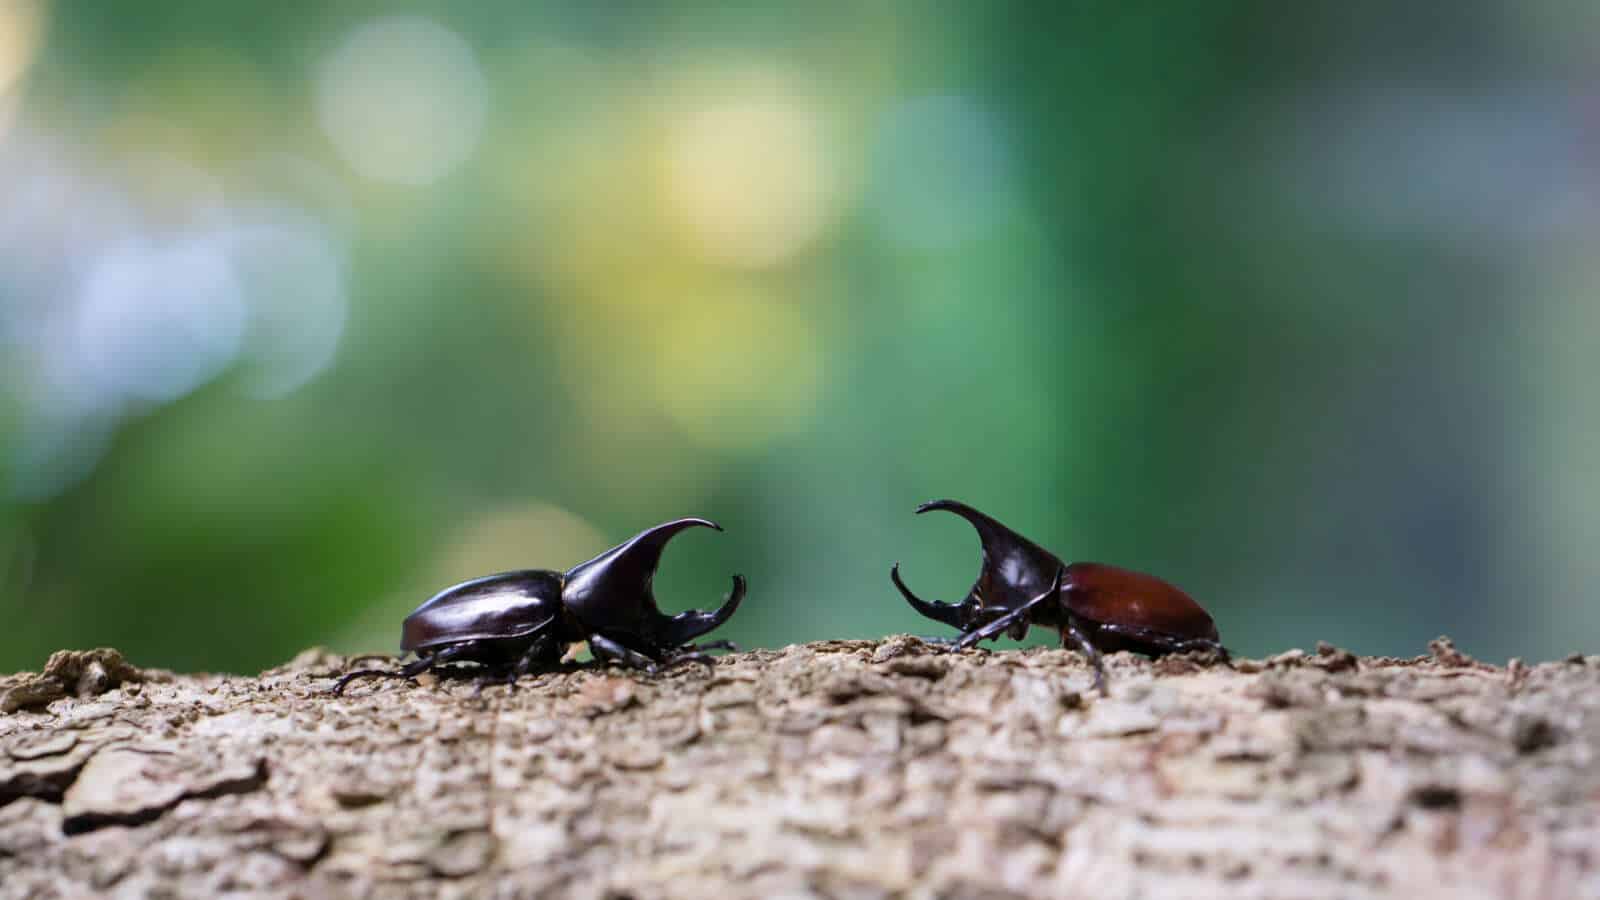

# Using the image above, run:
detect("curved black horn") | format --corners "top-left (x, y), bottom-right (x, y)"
top-left (913, 499), bottom-right (1065, 608)
top-left (655, 574), bottom-right (746, 646)
top-left (563, 517), bottom-right (721, 614)
top-left (890, 562), bottom-right (967, 628)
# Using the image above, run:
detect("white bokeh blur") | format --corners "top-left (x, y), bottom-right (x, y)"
top-left (316, 16), bottom-right (488, 186)
top-left (0, 129), bottom-right (349, 499)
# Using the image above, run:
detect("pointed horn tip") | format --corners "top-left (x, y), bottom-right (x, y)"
top-left (889, 563), bottom-right (920, 597)
top-left (653, 516), bottom-right (720, 533)
top-left (662, 515), bottom-right (720, 528)
top-left (914, 499), bottom-right (958, 514)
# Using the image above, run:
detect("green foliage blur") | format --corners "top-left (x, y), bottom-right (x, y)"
top-left (3, 2), bottom-right (1598, 673)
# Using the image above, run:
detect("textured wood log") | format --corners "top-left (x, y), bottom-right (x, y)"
top-left (1, 638), bottom-right (1598, 899)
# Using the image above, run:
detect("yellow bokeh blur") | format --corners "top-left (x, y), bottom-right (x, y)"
top-left (0, 0), bottom-right (42, 94)
top-left (657, 64), bottom-right (840, 269)
top-left (430, 502), bottom-right (610, 585)
top-left (651, 286), bottom-right (824, 451)
top-left (0, 0), bottom-right (43, 138)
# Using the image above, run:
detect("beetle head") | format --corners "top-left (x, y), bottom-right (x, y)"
top-left (891, 499), bottom-right (1066, 631)
top-left (562, 517), bottom-right (744, 647)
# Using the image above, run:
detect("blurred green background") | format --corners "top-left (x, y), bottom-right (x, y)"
top-left (3, 1), bottom-right (1598, 674)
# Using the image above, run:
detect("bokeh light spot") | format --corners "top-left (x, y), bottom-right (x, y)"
top-left (226, 218), bottom-right (347, 398)
top-left (0, 0), bottom-right (43, 96)
top-left (661, 69), bottom-right (839, 268)
top-left (432, 502), bottom-right (610, 585)
top-left (1, 128), bottom-right (350, 500)
top-left (0, 0), bottom-right (43, 141)
top-left (869, 95), bottom-right (1019, 249)
top-left (76, 238), bottom-right (247, 404)
top-left (316, 16), bottom-right (488, 185)
top-left (652, 292), bottom-right (824, 451)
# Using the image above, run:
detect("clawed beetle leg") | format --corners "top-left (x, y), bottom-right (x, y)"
top-left (472, 631), bottom-right (560, 695)
top-left (1094, 622), bottom-right (1231, 663)
top-left (329, 665), bottom-right (416, 695)
top-left (681, 639), bottom-right (738, 653)
top-left (472, 669), bottom-right (518, 696)
top-left (331, 643), bottom-right (474, 695)
top-left (950, 567), bottom-right (1065, 652)
top-left (588, 633), bottom-right (660, 674)
top-left (662, 650), bottom-right (718, 670)
top-left (1061, 614), bottom-right (1108, 695)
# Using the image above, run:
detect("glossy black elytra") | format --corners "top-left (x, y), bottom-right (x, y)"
top-left (892, 500), bottom-right (1226, 692)
top-left (331, 518), bottom-right (744, 694)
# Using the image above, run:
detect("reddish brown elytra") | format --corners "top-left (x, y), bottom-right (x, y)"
top-left (890, 500), bottom-right (1226, 692)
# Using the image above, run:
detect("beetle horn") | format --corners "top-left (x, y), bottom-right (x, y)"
top-left (890, 562), bottom-right (967, 628)
top-left (913, 499), bottom-right (1066, 606)
top-left (564, 517), bottom-right (745, 647)
top-left (564, 517), bottom-right (720, 606)
top-left (654, 574), bottom-right (746, 646)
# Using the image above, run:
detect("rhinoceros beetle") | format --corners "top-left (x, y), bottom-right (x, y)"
top-left (332, 518), bottom-right (744, 694)
top-left (891, 500), bottom-right (1225, 692)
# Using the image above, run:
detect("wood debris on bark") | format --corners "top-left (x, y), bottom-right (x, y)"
top-left (1, 638), bottom-right (1598, 899)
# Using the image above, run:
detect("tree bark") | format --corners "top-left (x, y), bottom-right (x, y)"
top-left (1, 638), bottom-right (1597, 899)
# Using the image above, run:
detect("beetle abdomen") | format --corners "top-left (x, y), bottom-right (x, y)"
top-left (401, 570), bottom-right (564, 651)
top-left (1063, 562), bottom-right (1218, 642)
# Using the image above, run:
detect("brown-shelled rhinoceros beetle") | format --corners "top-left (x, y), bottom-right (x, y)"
top-left (891, 500), bottom-right (1226, 692)
top-left (331, 518), bottom-right (744, 694)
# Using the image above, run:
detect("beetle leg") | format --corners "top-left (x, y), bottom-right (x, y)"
top-left (1162, 635), bottom-right (1230, 661)
top-left (330, 644), bottom-right (470, 695)
top-left (1093, 622), bottom-right (1231, 662)
top-left (1061, 614), bottom-right (1108, 695)
top-left (649, 638), bottom-right (736, 671)
top-left (514, 631), bottom-right (559, 676)
top-left (952, 566), bottom-right (1064, 652)
top-left (474, 632), bottom-right (560, 695)
top-left (1186, 638), bottom-right (1231, 662)
top-left (329, 664), bottom-right (415, 695)
top-left (662, 650), bottom-right (718, 670)
top-left (951, 612), bottom-right (1025, 651)
top-left (890, 564), bottom-right (969, 629)
top-left (588, 633), bottom-right (660, 674)
top-left (472, 669), bottom-right (518, 696)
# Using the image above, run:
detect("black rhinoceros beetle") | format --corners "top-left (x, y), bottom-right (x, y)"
top-left (332, 518), bottom-right (744, 694)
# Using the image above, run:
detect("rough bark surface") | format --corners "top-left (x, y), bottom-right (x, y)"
top-left (1, 638), bottom-right (1597, 899)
